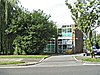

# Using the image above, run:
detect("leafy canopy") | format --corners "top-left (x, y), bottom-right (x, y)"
top-left (66, 0), bottom-right (100, 58)
top-left (6, 8), bottom-right (57, 54)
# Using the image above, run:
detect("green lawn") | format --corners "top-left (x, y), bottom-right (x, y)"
top-left (82, 58), bottom-right (100, 62)
top-left (0, 55), bottom-right (49, 65)
top-left (0, 55), bottom-right (48, 58)
top-left (0, 61), bottom-right (24, 65)
top-left (75, 56), bottom-right (100, 62)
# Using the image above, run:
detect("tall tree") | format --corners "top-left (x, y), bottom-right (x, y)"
top-left (0, 0), bottom-right (57, 55)
top-left (6, 9), bottom-right (57, 55)
top-left (66, 0), bottom-right (100, 58)
top-left (0, 0), bottom-right (19, 54)
top-left (0, 0), bottom-right (8, 54)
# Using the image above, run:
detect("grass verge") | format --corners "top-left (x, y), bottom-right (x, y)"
top-left (0, 55), bottom-right (49, 65)
top-left (82, 58), bottom-right (100, 62)
top-left (75, 56), bottom-right (100, 62)
top-left (0, 55), bottom-right (48, 58)
top-left (0, 61), bottom-right (24, 65)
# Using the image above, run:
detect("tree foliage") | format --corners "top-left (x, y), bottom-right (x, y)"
top-left (0, 0), bottom-right (19, 54)
top-left (6, 8), bottom-right (57, 55)
top-left (66, 0), bottom-right (100, 58)
top-left (0, 0), bottom-right (57, 55)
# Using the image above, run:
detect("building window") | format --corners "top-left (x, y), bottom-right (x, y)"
top-left (62, 29), bottom-right (66, 33)
top-left (67, 28), bottom-right (72, 33)
top-left (67, 44), bottom-right (72, 49)
top-left (58, 29), bottom-right (62, 36)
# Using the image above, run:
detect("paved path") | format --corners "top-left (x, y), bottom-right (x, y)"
top-left (34, 55), bottom-right (83, 67)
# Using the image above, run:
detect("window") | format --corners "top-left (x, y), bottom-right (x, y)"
top-left (67, 28), bottom-right (72, 33)
top-left (62, 29), bottom-right (66, 33)
top-left (67, 44), bottom-right (72, 49)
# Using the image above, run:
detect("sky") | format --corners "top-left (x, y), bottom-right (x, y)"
top-left (19, 0), bottom-right (100, 34)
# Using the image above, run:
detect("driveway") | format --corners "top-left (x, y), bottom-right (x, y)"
top-left (34, 54), bottom-right (83, 67)
top-left (0, 54), bottom-right (83, 68)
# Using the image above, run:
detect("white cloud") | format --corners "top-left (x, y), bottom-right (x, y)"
top-left (19, 0), bottom-right (100, 34)
top-left (19, 0), bottom-right (74, 27)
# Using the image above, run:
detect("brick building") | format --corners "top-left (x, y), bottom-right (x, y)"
top-left (72, 28), bottom-right (83, 53)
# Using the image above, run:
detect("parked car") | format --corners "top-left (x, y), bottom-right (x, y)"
top-left (83, 48), bottom-right (90, 56)
top-left (96, 49), bottom-right (100, 55)
top-left (92, 46), bottom-right (97, 54)
top-left (92, 46), bottom-right (100, 55)
top-left (83, 46), bottom-right (100, 56)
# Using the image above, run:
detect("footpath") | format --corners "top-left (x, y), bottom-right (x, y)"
top-left (0, 57), bottom-right (44, 68)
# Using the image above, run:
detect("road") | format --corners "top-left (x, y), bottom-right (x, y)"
top-left (0, 66), bottom-right (100, 75)
top-left (0, 54), bottom-right (100, 75)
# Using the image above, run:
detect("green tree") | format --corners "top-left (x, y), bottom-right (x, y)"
top-left (0, 0), bottom-right (21, 54)
top-left (6, 9), bottom-right (57, 55)
top-left (5, 0), bottom-right (19, 54)
top-left (66, 0), bottom-right (100, 58)
top-left (0, 0), bottom-right (57, 55)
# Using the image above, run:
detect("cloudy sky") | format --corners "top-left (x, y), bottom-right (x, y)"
top-left (19, 0), bottom-right (74, 27)
top-left (19, 0), bottom-right (100, 34)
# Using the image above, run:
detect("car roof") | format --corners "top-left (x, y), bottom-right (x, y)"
top-left (93, 46), bottom-right (96, 48)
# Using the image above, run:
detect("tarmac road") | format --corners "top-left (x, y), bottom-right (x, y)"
top-left (0, 66), bottom-right (100, 75)
top-left (0, 54), bottom-right (100, 75)
top-left (33, 55), bottom-right (83, 67)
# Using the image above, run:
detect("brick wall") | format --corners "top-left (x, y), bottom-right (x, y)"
top-left (72, 28), bottom-right (83, 53)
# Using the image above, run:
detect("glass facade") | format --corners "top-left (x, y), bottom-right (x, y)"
top-left (57, 25), bottom-right (72, 53)
top-left (44, 25), bottom-right (73, 54)
top-left (44, 39), bottom-right (55, 53)
top-left (62, 33), bottom-right (72, 37)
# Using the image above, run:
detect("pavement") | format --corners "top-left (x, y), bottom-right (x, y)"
top-left (0, 53), bottom-right (100, 68)
top-left (0, 58), bottom-right (43, 66)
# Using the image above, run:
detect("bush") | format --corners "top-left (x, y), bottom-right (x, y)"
top-left (65, 50), bottom-right (73, 54)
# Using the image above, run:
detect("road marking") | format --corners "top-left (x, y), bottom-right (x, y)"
top-left (73, 56), bottom-right (79, 61)
top-left (83, 63), bottom-right (100, 65)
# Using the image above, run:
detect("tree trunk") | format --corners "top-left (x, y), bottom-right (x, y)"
top-left (55, 36), bottom-right (58, 54)
top-left (89, 30), bottom-right (95, 58)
